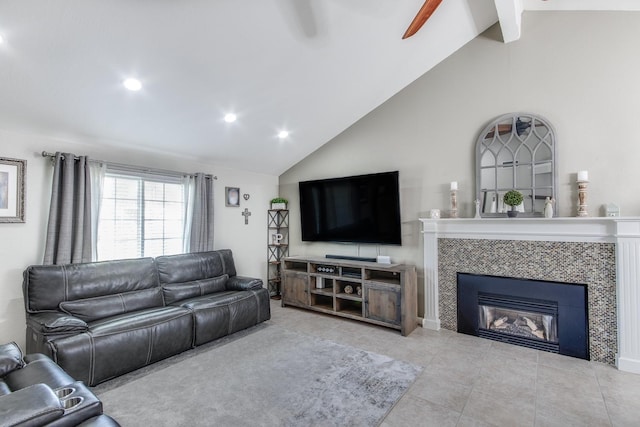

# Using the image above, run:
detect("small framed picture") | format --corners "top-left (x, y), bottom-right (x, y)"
top-left (225, 187), bottom-right (240, 207)
top-left (0, 157), bottom-right (26, 223)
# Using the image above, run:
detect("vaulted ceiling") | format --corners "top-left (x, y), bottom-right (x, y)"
top-left (0, 1), bottom-right (636, 175)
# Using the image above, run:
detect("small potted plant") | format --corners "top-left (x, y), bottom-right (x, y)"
top-left (503, 190), bottom-right (523, 218)
top-left (271, 197), bottom-right (288, 210)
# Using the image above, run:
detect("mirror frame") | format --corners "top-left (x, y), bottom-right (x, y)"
top-left (475, 112), bottom-right (558, 218)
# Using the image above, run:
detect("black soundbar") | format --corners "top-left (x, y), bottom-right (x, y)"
top-left (325, 254), bottom-right (377, 262)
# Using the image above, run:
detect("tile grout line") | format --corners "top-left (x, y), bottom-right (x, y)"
top-left (455, 339), bottom-right (486, 426)
top-left (438, 333), bottom-right (470, 426)
top-left (533, 349), bottom-right (540, 427)
top-left (594, 366), bottom-right (616, 427)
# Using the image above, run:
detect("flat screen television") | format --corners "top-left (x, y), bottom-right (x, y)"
top-left (299, 171), bottom-right (401, 245)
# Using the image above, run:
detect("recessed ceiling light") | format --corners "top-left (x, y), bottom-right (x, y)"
top-left (278, 130), bottom-right (289, 139)
top-left (224, 113), bottom-right (237, 123)
top-left (123, 78), bottom-right (142, 91)
top-left (0, 34), bottom-right (4, 44)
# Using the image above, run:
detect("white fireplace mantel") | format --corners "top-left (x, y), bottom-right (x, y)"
top-left (419, 217), bottom-right (640, 374)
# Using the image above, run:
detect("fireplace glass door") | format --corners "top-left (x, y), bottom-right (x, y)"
top-left (477, 293), bottom-right (559, 352)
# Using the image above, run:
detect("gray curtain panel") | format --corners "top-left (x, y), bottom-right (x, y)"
top-left (189, 173), bottom-right (214, 252)
top-left (43, 152), bottom-right (93, 265)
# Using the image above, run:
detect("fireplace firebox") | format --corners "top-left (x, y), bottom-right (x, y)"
top-left (457, 273), bottom-right (589, 360)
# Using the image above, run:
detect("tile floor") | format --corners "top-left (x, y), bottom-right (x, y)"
top-left (270, 300), bottom-right (640, 427)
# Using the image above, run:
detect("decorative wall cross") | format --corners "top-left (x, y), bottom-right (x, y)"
top-left (242, 208), bottom-right (252, 225)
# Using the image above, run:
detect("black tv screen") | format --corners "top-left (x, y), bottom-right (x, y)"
top-left (299, 171), bottom-right (401, 245)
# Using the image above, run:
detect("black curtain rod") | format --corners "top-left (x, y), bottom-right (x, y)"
top-left (41, 151), bottom-right (217, 180)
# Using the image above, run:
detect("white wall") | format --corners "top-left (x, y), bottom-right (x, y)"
top-left (279, 12), bottom-right (640, 317)
top-left (0, 129), bottom-right (278, 348)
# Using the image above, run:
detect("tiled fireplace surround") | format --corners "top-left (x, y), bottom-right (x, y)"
top-left (420, 217), bottom-right (640, 373)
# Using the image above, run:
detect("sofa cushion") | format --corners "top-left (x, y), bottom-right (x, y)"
top-left (162, 274), bottom-right (229, 305)
top-left (174, 290), bottom-right (253, 310)
top-left (87, 306), bottom-right (190, 336)
top-left (155, 250), bottom-right (237, 284)
top-left (24, 257), bottom-right (158, 312)
top-left (52, 306), bottom-right (193, 385)
top-left (59, 287), bottom-right (164, 322)
top-left (0, 342), bottom-right (25, 377)
top-left (172, 290), bottom-right (265, 346)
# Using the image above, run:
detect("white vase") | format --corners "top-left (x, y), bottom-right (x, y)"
top-left (544, 200), bottom-right (554, 218)
top-left (271, 202), bottom-right (286, 210)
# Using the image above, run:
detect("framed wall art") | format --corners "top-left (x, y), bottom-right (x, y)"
top-left (0, 157), bottom-right (26, 223)
top-left (225, 186), bottom-right (240, 207)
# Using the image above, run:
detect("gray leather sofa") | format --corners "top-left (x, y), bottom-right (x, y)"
top-left (0, 341), bottom-right (120, 426)
top-left (23, 250), bottom-right (270, 386)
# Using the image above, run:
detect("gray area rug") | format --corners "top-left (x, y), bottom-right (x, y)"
top-left (94, 324), bottom-right (421, 426)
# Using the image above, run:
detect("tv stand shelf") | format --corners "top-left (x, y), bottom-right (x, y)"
top-left (281, 256), bottom-right (418, 336)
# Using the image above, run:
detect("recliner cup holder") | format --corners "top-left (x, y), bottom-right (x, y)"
top-left (61, 396), bottom-right (84, 411)
top-left (55, 387), bottom-right (76, 398)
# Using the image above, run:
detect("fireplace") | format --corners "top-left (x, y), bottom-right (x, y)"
top-left (478, 293), bottom-right (558, 351)
top-left (420, 217), bottom-right (640, 373)
top-left (457, 273), bottom-right (589, 360)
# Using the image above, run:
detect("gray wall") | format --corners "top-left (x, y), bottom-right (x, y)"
top-left (279, 12), bottom-right (640, 317)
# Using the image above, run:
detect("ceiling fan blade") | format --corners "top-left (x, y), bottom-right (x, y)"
top-left (402, 0), bottom-right (444, 39)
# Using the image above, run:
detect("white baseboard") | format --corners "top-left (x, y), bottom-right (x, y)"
top-left (617, 355), bottom-right (640, 374)
top-left (422, 318), bottom-right (441, 331)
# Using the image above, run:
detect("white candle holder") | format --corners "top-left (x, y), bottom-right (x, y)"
top-left (577, 180), bottom-right (589, 217)
top-left (450, 190), bottom-right (458, 218)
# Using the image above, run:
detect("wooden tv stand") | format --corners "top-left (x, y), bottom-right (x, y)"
top-left (281, 256), bottom-right (418, 336)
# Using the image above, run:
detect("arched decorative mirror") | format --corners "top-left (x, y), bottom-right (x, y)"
top-left (476, 113), bottom-right (557, 217)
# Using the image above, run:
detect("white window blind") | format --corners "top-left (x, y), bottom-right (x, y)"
top-left (97, 171), bottom-right (186, 261)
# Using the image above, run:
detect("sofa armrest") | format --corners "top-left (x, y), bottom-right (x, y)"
top-left (226, 276), bottom-right (263, 291)
top-left (0, 342), bottom-right (25, 377)
top-left (27, 312), bottom-right (88, 334)
top-left (0, 383), bottom-right (64, 426)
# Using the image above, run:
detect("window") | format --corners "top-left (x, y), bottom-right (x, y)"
top-left (97, 172), bottom-right (186, 261)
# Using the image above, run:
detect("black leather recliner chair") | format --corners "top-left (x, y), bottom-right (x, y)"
top-left (0, 341), bottom-right (120, 426)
